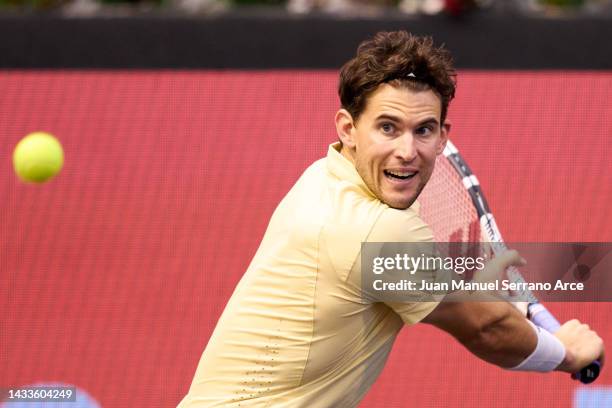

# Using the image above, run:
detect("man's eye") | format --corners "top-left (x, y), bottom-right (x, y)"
top-left (416, 126), bottom-right (433, 136)
top-left (381, 123), bottom-right (395, 134)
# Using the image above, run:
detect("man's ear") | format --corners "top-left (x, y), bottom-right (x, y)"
top-left (335, 109), bottom-right (356, 149)
top-left (437, 120), bottom-right (451, 155)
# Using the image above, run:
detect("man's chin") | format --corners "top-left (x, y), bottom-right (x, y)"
top-left (382, 195), bottom-right (417, 210)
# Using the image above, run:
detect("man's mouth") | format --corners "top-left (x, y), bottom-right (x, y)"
top-left (384, 169), bottom-right (417, 181)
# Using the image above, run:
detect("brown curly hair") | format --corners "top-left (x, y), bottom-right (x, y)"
top-left (339, 31), bottom-right (456, 124)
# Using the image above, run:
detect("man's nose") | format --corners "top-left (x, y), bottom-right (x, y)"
top-left (394, 133), bottom-right (417, 162)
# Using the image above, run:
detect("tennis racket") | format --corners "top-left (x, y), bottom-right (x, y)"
top-left (418, 139), bottom-right (600, 384)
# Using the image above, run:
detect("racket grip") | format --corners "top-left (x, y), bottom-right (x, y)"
top-left (529, 303), bottom-right (561, 332)
top-left (528, 303), bottom-right (601, 384)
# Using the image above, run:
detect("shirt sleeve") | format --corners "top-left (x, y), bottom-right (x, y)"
top-left (363, 205), bottom-right (440, 325)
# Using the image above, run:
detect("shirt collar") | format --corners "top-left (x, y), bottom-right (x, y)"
top-left (326, 142), bottom-right (375, 198)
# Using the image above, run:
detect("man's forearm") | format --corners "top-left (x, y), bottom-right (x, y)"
top-left (461, 305), bottom-right (537, 368)
top-left (423, 302), bottom-right (537, 368)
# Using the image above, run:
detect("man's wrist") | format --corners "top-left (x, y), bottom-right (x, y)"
top-left (509, 320), bottom-right (566, 372)
top-left (554, 346), bottom-right (576, 373)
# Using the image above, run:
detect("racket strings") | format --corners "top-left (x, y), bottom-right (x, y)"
top-left (419, 155), bottom-right (482, 244)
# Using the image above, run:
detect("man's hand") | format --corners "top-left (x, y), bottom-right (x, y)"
top-left (554, 319), bottom-right (605, 373)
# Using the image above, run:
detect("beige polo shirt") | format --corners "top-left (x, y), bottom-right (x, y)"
top-left (178, 142), bottom-right (437, 408)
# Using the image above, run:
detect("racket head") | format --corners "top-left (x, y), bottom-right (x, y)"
top-left (418, 149), bottom-right (484, 244)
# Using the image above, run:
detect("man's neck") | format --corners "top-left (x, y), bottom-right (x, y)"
top-left (338, 142), bottom-right (356, 166)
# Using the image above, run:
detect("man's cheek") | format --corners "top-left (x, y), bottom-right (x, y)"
top-left (421, 165), bottom-right (435, 184)
top-left (368, 141), bottom-right (393, 158)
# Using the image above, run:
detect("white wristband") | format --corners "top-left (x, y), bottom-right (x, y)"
top-left (509, 320), bottom-right (566, 372)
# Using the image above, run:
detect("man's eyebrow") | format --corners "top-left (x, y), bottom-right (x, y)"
top-left (375, 114), bottom-right (440, 127)
top-left (416, 118), bottom-right (440, 127)
top-left (374, 114), bottom-right (402, 122)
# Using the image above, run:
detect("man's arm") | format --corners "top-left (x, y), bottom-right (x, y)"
top-left (422, 298), bottom-right (605, 372)
top-left (422, 301), bottom-right (536, 368)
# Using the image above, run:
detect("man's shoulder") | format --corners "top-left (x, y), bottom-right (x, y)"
top-left (367, 205), bottom-right (434, 243)
top-left (289, 158), bottom-right (327, 192)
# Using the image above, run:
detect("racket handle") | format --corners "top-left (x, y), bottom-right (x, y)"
top-left (529, 303), bottom-right (601, 384)
top-left (529, 304), bottom-right (561, 332)
top-left (572, 361), bottom-right (601, 384)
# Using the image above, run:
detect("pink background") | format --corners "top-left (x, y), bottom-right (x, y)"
top-left (1, 71), bottom-right (610, 407)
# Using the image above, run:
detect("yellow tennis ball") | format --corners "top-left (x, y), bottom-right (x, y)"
top-left (13, 132), bottom-right (64, 183)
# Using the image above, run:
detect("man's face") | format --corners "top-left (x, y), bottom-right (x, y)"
top-left (337, 84), bottom-right (448, 210)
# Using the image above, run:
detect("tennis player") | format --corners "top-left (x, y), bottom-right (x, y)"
top-left (178, 31), bottom-right (604, 407)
